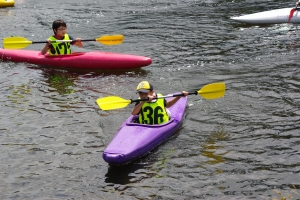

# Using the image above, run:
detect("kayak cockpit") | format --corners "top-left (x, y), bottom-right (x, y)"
top-left (126, 115), bottom-right (175, 127)
top-left (44, 52), bottom-right (85, 57)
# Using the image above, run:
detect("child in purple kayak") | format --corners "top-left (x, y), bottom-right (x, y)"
top-left (132, 81), bottom-right (188, 125)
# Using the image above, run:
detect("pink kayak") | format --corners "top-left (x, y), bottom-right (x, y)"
top-left (0, 48), bottom-right (152, 70)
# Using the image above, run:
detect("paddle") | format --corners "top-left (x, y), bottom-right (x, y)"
top-left (3, 35), bottom-right (124, 49)
top-left (288, 5), bottom-right (298, 23)
top-left (96, 82), bottom-right (226, 111)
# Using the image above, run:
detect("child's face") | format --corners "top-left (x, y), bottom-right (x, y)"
top-left (138, 92), bottom-right (150, 99)
top-left (55, 26), bottom-right (67, 37)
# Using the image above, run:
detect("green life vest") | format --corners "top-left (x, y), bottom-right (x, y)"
top-left (138, 93), bottom-right (169, 125)
top-left (48, 34), bottom-right (71, 55)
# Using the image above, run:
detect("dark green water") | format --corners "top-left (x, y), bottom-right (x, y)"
top-left (0, 0), bottom-right (299, 199)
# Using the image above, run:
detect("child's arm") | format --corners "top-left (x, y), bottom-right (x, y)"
top-left (131, 95), bottom-right (155, 115)
top-left (41, 40), bottom-right (51, 55)
top-left (73, 38), bottom-right (83, 47)
top-left (166, 91), bottom-right (188, 108)
top-left (131, 102), bottom-right (145, 115)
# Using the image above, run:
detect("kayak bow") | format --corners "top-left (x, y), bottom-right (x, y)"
top-left (0, 0), bottom-right (14, 7)
top-left (231, 7), bottom-right (300, 24)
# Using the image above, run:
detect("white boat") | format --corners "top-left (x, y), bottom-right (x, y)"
top-left (231, 7), bottom-right (300, 24)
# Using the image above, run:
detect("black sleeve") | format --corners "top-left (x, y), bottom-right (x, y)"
top-left (49, 45), bottom-right (55, 54)
top-left (134, 102), bottom-right (141, 115)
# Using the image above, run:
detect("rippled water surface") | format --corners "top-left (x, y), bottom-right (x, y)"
top-left (1, 0), bottom-right (300, 199)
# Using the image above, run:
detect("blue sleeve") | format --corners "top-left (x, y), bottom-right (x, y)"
top-left (69, 35), bottom-right (75, 45)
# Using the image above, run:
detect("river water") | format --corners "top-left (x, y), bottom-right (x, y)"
top-left (1, 0), bottom-right (300, 199)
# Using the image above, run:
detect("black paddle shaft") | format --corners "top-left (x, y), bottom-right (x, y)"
top-left (130, 91), bottom-right (198, 104)
top-left (173, 91), bottom-right (198, 96)
top-left (32, 39), bottom-right (96, 44)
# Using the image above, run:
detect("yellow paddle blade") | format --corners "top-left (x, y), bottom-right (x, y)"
top-left (3, 37), bottom-right (33, 49)
top-left (96, 96), bottom-right (132, 110)
top-left (96, 35), bottom-right (124, 45)
top-left (198, 82), bottom-right (226, 99)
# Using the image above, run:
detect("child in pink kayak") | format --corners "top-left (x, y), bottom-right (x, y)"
top-left (41, 19), bottom-right (83, 55)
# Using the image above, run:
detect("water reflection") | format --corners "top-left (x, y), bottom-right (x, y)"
top-left (104, 139), bottom-right (178, 187)
top-left (41, 69), bottom-right (77, 95)
top-left (201, 126), bottom-right (231, 166)
top-left (28, 65), bottom-right (149, 78)
top-left (6, 84), bottom-right (30, 101)
top-left (0, 9), bottom-right (14, 16)
top-left (286, 28), bottom-right (300, 50)
top-left (105, 163), bottom-right (150, 185)
top-left (6, 83), bottom-right (31, 111)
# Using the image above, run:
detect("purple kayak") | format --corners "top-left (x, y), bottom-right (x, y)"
top-left (103, 95), bottom-right (188, 165)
